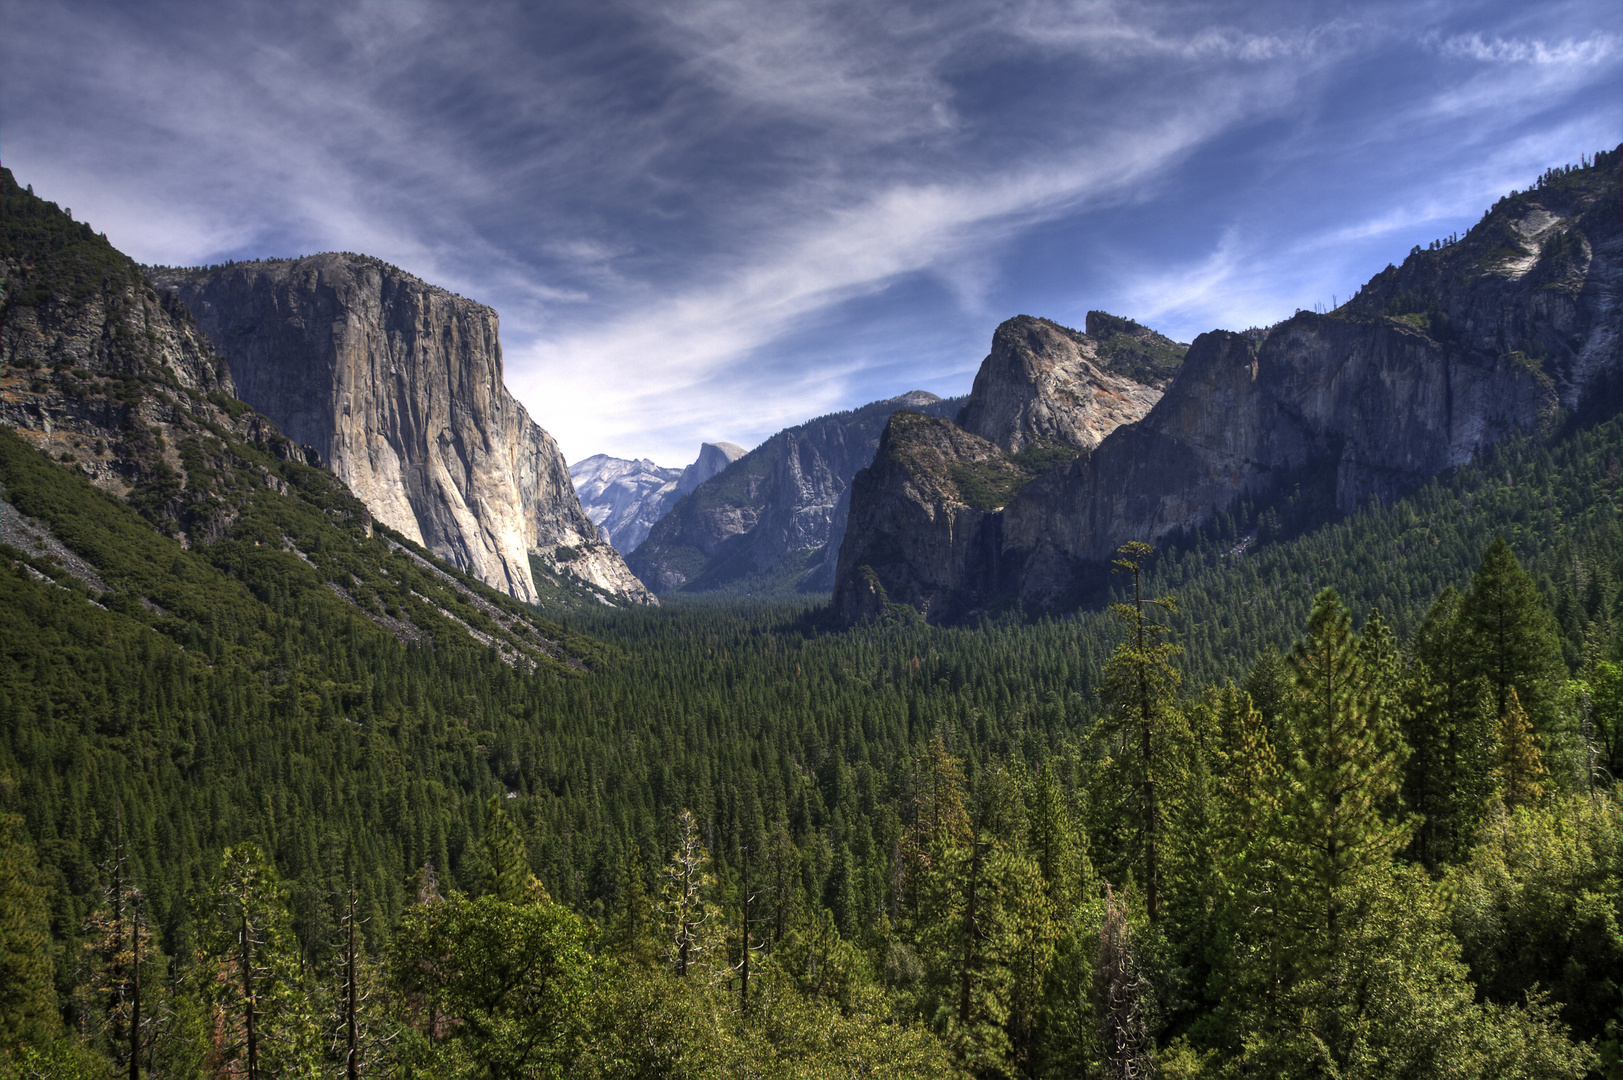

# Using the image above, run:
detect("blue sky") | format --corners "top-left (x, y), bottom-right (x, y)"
top-left (2, 1), bottom-right (1618, 465)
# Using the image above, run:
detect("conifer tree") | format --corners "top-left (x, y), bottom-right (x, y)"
top-left (607, 836), bottom-right (658, 966)
top-left (917, 763), bottom-right (1048, 1075)
top-left (1494, 687), bottom-right (1547, 808)
top-left (0, 813), bottom-right (57, 1054)
top-left (1243, 642), bottom-right (1290, 744)
top-left (662, 809), bottom-right (715, 979)
top-left (1204, 684), bottom-right (1283, 1041)
top-left (1278, 590), bottom-right (1409, 965)
top-left (899, 736), bottom-right (970, 923)
top-left (199, 842), bottom-right (317, 1080)
top-left (1097, 541), bottom-right (1183, 923)
top-left (1459, 536), bottom-right (1567, 733)
top-left (325, 882), bottom-right (396, 1080)
top-left (1094, 884), bottom-right (1152, 1080)
top-left (77, 865), bottom-right (161, 1080)
top-left (1409, 585), bottom-right (1499, 863)
top-left (479, 795), bottom-right (536, 904)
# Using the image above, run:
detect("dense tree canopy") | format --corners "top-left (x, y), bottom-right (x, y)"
top-left (3, 402), bottom-right (1623, 1075)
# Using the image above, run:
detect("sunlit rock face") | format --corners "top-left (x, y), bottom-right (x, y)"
top-left (955, 314), bottom-right (1176, 453)
top-left (151, 253), bottom-right (654, 605)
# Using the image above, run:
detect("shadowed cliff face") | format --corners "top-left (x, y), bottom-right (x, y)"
top-left (832, 412), bottom-right (1014, 623)
top-left (835, 148), bottom-right (1622, 624)
top-left (149, 254), bottom-right (654, 605)
top-left (0, 166), bottom-right (321, 543)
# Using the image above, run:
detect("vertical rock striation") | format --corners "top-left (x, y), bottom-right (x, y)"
top-left (149, 254), bottom-right (653, 605)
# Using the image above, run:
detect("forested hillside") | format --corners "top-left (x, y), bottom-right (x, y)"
top-left (4, 374), bottom-right (1622, 1074)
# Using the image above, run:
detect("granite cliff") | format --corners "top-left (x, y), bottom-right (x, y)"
top-left (571, 441), bottom-right (745, 553)
top-left (627, 391), bottom-right (963, 595)
top-left (148, 254), bottom-right (653, 606)
top-left (956, 313), bottom-right (1180, 452)
top-left (835, 148), bottom-right (1623, 623)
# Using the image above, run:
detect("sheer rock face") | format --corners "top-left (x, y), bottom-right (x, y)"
top-left (570, 441), bottom-right (744, 554)
top-left (955, 315), bottom-right (1171, 453)
top-left (835, 152), bottom-right (1623, 623)
top-left (149, 254), bottom-right (654, 605)
top-left (677, 441), bottom-right (746, 497)
top-left (627, 391), bottom-right (963, 594)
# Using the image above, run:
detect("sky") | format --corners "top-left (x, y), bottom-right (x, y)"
top-left (2, 1), bottom-right (1618, 466)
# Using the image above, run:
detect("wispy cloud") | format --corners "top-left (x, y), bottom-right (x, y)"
top-left (2, 0), bottom-right (1617, 464)
top-left (1436, 30), bottom-right (1621, 66)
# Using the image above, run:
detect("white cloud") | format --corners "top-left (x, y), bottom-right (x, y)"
top-left (1437, 30), bottom-right (1621, 66)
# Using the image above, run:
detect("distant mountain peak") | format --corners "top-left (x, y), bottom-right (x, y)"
top-left (571, 441), bottom-right (747, 554)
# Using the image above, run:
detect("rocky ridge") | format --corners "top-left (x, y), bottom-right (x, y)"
top-left (571, 440), bottom-right (745, 554)
top-left (835, 148), bottom-right (1623, 623)
top-left (628, 390), bottom-right (963, 594)
top-left (148, 254), bottom-right (653, 606)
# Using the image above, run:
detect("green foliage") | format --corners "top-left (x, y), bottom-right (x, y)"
top-left (0, 814), bottom-right (57, 1058)
top-left (3, 340), bottom-right (1622, 1073)
top-left (394, 891), bottom-right (595, 1079)
top-left (1448, 792), bottom-right (1623, 1043)
top-left (1094, 542), bottom-right (1183, 922)
top-left (1085, 310), bottom-right (1189, 385)
top-left (1277, 591), bottom-right (1411, 954)
top-left (197, 842), bottom-right (320, 1078)
top-left (950, 438), bottom-right (1083, 512)
top-left (1459, 536), bottom-right (1569, 735)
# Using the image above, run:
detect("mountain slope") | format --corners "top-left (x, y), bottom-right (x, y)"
top-left (627, 390), bottom-right (964, 595)
top-left (146, 255), bottom-right (653, 606)
top-left (835, 147), bottom-right (1623, 623)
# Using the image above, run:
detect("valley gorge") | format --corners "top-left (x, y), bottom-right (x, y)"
top-left (626, 390), bottom-right (964, 595)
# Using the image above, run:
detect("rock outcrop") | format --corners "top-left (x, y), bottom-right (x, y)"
top-left (835, 147), bottom-right (1623, 623)
top-left (955, 314), bottom-right (1179, 452)
top-left (628, 391), bottom-right (963, 594)
top-left (570, 441), bottom-right (746, 554)
top-left (148, 254), bottom-right (654, 605)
